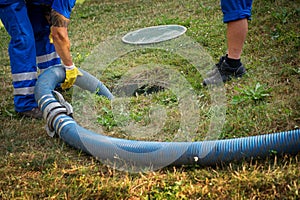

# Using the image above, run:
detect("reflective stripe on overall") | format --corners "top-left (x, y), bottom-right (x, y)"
top-left (26, 3), bottom-right (61, 72)
top-left (0, 1), bottom-right (61, 112)
top-left (0, 1), bottom-right (37, 112)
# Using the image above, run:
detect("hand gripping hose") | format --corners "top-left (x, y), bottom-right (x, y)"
top-left (35, 65), bottom-right (300, 171)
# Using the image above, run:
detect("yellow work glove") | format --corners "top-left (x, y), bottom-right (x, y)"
top-left (49, 33), bottom-right (53, 43)
top-left (61, 64), bottom-right (83, 90)
top-left (49, 29), bottom-right (53, 43)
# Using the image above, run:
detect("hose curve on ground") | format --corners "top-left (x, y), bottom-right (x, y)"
top-left (35, 66), bottom-right (300, 170)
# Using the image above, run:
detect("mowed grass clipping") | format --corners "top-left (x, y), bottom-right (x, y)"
top-left (0, 0), bottom-right (299, 199)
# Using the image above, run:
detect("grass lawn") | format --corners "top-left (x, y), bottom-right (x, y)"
top-left (0, 0), bottom-right (299, 199)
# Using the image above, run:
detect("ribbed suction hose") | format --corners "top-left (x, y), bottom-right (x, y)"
top-left (35, 66), bottom-right (300, 171)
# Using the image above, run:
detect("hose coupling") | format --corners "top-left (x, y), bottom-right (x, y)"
top-left (44, 90), bottom-right (74, 137)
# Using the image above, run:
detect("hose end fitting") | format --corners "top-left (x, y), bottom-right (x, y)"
top-left (43, 90), bottom-right (74, 137)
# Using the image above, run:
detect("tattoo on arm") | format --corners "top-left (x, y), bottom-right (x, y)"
top-left (50, 10), bottom-right (70, 27)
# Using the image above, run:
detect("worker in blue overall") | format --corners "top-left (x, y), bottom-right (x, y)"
top-left (0, 0), bottom-right (81, 118)
top-left (203, 0), bottom-right (253, 85)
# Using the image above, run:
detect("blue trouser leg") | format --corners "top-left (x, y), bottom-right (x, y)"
top-left (0, 1), bottom-right (38, 112)
top-left (27, 4), bottom-right (61, 72)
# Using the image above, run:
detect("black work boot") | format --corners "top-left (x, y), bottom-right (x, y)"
top-left (18, 107), bottom-right (43, 119)
top-left (205, 55), bottom-right (227, 77)
top-left (203, 55), bottom-right (246, 86)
